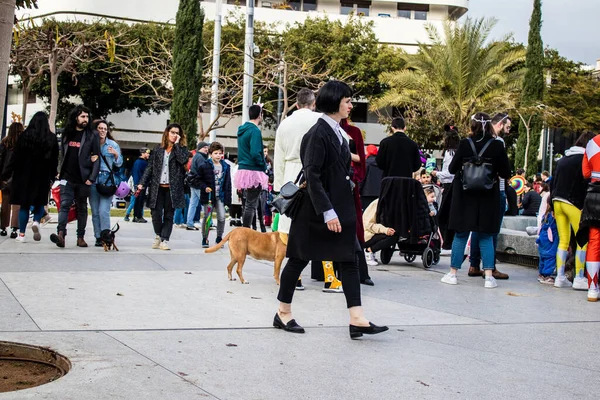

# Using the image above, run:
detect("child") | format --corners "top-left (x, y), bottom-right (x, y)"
top-left (536, 197), bottom-right (558, 285)
top-left (425, 188), bottom-right (437, 216)
top-left (362, 199), bottom-right (398, 266)
top-left (198, 142), bottom-right (232, 248)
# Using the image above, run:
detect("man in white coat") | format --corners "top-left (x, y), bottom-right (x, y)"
top-left (273, 88), bottom-right (343, 293)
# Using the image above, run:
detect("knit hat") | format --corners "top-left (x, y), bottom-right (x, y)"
top-left (197, 141), bottom-right (209, 151)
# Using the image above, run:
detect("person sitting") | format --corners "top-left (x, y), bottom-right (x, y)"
top-left (520, 183), bottom-right (542, 216)
top-left (425, 188), bottom-right (437, 217)
top-left (363, 199), bottom-right (399, 266)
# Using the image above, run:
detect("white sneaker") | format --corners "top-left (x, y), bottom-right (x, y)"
top-left (588, 288), bottom-right (599, 302)
top-left (554, 275), bottom-right (572, 288)
top-left (441, 273), bottom-right (457, 285)
top-left (152, 235), bottom-right (161, 249)
top-left (572, 276), bottom-right (588, 291)
top-left (440, 249), bottom-right (452, 256)
top-left (365, 250), bottom-right (379, 266)
top-left (31, 222), bottom-right (41, 241)
top-left (194, 222), bottom-right (202, 229)
top-left (322, 285), bottom-right (343, 293)
top-left (159, 240), bottom-right (170, 251)
top-left (15, 235), bottom-right (25, 243)
top-left (484, 276), bottom-right (498, 289)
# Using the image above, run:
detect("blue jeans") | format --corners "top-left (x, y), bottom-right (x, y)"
top-left (19, 206), bottom-right (44, 234)
top-left (451, 231), bottom-right (495, 270)
top-left (470, 190), bottom-right (506, 268)
top-left (187, 188), bottom-right (203, 227)
top-left (202, 198), bottom-right (226, 239)
top-left (126, 196), bottom-right (135, 217)
top-left (89, 182), bottom-right (114, 239)
top-left (174, 193), bottom-right (190, 225)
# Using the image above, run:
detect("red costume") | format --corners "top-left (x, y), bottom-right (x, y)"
top-left (581, 135), bottom-right (600, 301)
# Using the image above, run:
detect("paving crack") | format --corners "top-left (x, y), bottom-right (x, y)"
top-left (0, 276), bottom-right (42, 331)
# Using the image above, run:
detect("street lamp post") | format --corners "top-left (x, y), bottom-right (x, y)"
top-left (241, 0), bottom-right (255, 123)
top-left (209, 0), bottom-right (223, 143)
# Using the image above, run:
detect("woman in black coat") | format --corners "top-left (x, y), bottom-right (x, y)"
top-left (3, 112), bottom-right (58, 241)
top-left (441, 113), bottom-right (510, 288)
top-left (139, 123), bottom-right (188, 250)
top-left (274, 80), bottom-right (388, 339)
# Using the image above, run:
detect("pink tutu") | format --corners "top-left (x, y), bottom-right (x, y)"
top-left (235, 169), bottom-right (268, 190)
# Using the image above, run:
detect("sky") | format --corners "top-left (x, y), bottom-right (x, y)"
top-left (466, 0), bottom-right (599, 66)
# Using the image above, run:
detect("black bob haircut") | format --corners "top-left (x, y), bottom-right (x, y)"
top-left (249, 105), bottom-right (262, 120)
top-left (316, 80), bottom-right (352, 114)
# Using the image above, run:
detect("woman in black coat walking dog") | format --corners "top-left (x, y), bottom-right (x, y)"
top-left (139, 124), bottom-right (188, 250)
top-left (274, 80), bottom-right (388, 339)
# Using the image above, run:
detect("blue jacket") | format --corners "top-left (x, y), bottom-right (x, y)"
top-left (131, 157), bottom-right (148, 185)
top-left (536, 213), bottom-right (559, 258)
top-left (196, 158), bottom-right (232, 206)
top-left (237, 122), bottom-right (266, 171)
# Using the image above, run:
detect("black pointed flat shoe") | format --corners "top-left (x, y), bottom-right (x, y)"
top-left (349, 322), bottom-right (389, 339)
top-left (273, 313), bottom-right (305, 334)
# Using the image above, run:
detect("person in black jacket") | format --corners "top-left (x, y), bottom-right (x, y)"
top-left (520, 183), bottom-right (542, 216)
top-left (360, 144), bottom-right (382, 210)
top-left (274, 80), bottom-right (388, 339)
top-left (0, 122), bottom-right (23, 238)
top-left (551, 131), bottom-right (595, 289)
top-left (51, 105), bottom-right (100, 248)
top-left (197, 142), bottom-right (232, 248)
top-left (440, 112), bottom-right (510, 289)
top-left (376, 117), bottom-right (421, 178)
top-left (138, 124), bottom-right (188, 250)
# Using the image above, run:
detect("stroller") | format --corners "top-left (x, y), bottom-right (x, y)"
top-left (377, 177), bottom-right (441, 268)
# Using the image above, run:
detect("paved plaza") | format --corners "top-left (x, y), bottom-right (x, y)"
top-left (0, 216), bottom-right (598, 399)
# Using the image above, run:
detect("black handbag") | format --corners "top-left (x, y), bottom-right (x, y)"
top-left (461, 138), bottom-right (495, 191)
top-left (96, 153), bottom-right (118, 197)
top-left (272, 172), bottom-right (305, 219)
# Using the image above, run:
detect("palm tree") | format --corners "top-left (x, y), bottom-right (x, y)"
top-left (372, 18), bottom-right (526, 134)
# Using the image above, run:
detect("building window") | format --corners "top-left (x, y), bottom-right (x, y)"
top-left (303, 0), bottom-right (317, 11)
top-left (397, 3), bottom-right (429, 19)
top-left (288, 0), bottom-right (301, 9)
top-left (272, 0), bottom-right (316, 11)
top-left (341, 1), bottom-right (370, 16)
top-left (227, 0), bottom-right (246, 5)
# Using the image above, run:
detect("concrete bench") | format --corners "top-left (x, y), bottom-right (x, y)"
top-left (497, 216), bottom-right (539, 258)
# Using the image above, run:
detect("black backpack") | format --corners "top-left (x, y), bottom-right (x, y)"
top-left (461, 138), bottom-right (495, 191)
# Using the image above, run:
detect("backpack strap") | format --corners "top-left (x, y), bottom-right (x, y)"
top-left (467, 138), bottom-right (478, 158)
top-left (477, 139), bottom-right (494, 158)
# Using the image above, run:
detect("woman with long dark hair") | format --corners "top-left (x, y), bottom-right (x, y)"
top-left (441, 112), bottom-right (510, 288)
top-left (0, 122), bottom-right (24, 238)
top-left (274, 80), bottom-right (388, 339)
top-left (89, 120), bottom-right (123, 246)
top-left (139, 123), bottom-right (188, 250)
top-left (433, 125), bottom-right (460, 254)
top-left (2, 112), bottom-right (58, 242)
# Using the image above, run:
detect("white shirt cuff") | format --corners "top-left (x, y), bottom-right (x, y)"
top-left (323, 209), bottom-right (338, 223)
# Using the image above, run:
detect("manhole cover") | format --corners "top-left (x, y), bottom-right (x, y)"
top-left (0, 341), bottom-right (71, 393)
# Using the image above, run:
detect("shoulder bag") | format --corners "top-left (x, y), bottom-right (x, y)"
top-left (96, 153), bottom-right (118, 197)
top-left (461, 138), bottom-right (495, 191)
top-left (272, 171), bottom-right (305, 220)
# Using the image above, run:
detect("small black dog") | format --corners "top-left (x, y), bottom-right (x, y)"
top-left (100, 223), bottom-right (120, 252)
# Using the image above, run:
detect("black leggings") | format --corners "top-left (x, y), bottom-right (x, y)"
top-left (277, 257), bottom-right (362, 308)
top-left (365, 233), bottom-right (399, 253)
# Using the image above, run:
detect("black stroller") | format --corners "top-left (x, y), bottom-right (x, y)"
top-left (376, 177), bottom-right (441, 268)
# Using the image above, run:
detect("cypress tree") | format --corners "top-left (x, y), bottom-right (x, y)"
top-left (171, 0), bottom-right (204, 146)
top-left (515, 0), bottom-right (544, 175)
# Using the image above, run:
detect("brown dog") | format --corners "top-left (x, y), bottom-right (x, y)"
top-left (204, 227), bottom-right (286, 284)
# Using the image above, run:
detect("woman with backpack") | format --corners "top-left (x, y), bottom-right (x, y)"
top-left (440, 112), bottom-right (510, 289)
top-left (89, 120), bottom-right (123, 247)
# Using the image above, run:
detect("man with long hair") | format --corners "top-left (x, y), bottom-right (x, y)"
top-left (50, 105), bottom-right (100, 248)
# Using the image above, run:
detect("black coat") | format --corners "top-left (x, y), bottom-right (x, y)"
top-left (58, 128), bottom-right (100, 183)
top-left (195, 159), bottom-right (232, 207)
top-left (447, 136), bottom-right (510, 234)
top-left (140, 144), bottom-right (188, 209)
top-left (287, 119), bottom-right (357, 263)
top-left (360, 155), bottom-right (383, 197)
top-left (377, 177), bottom-right (432, 243)
top-left (376, 132), bottom-right (421, 178)
top-left (521, 190), bottom-right (542, 216)
top-left (3, 133), bottom-right (58, 207)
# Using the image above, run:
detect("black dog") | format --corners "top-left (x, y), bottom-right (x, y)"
top-left (100, 223), bottom-right (120, 252)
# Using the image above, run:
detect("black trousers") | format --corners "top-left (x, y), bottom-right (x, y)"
top-left (365, 233), bottom-right (399, 253)
top-left (133, 189), bottom-right (147, 219)
top-left (242, 187), bottom-right (262, 228)
top-left (57, 182), bottom-right (90, 238)
top-left (310, 237), bottom-right (371, 282)
top-left (278, 257), bottom-right (362, 308)
top-left (229, 204), bottom-right (242, 219)
top-left (151, 186), bottom-right (175, 241)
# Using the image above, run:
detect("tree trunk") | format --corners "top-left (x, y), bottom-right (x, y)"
top-left (49, 67), bottom-right (59, 132)
top-left (0, 0), bottom-right (16, 134)
top-left (21, 81), bottom-right (29, 122)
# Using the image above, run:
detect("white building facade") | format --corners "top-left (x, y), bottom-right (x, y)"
top-left (12, 0), bottom-right (469, 151)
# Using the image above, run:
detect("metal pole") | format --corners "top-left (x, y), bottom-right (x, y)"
top-left (549, 142), bottom-right (554, 175)
top-left (209, 0), bottom-right (222, 143)
top-left (541, 125), bottom-right (548, 172)
top-left (241, 0), bottom-right (255, 123)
